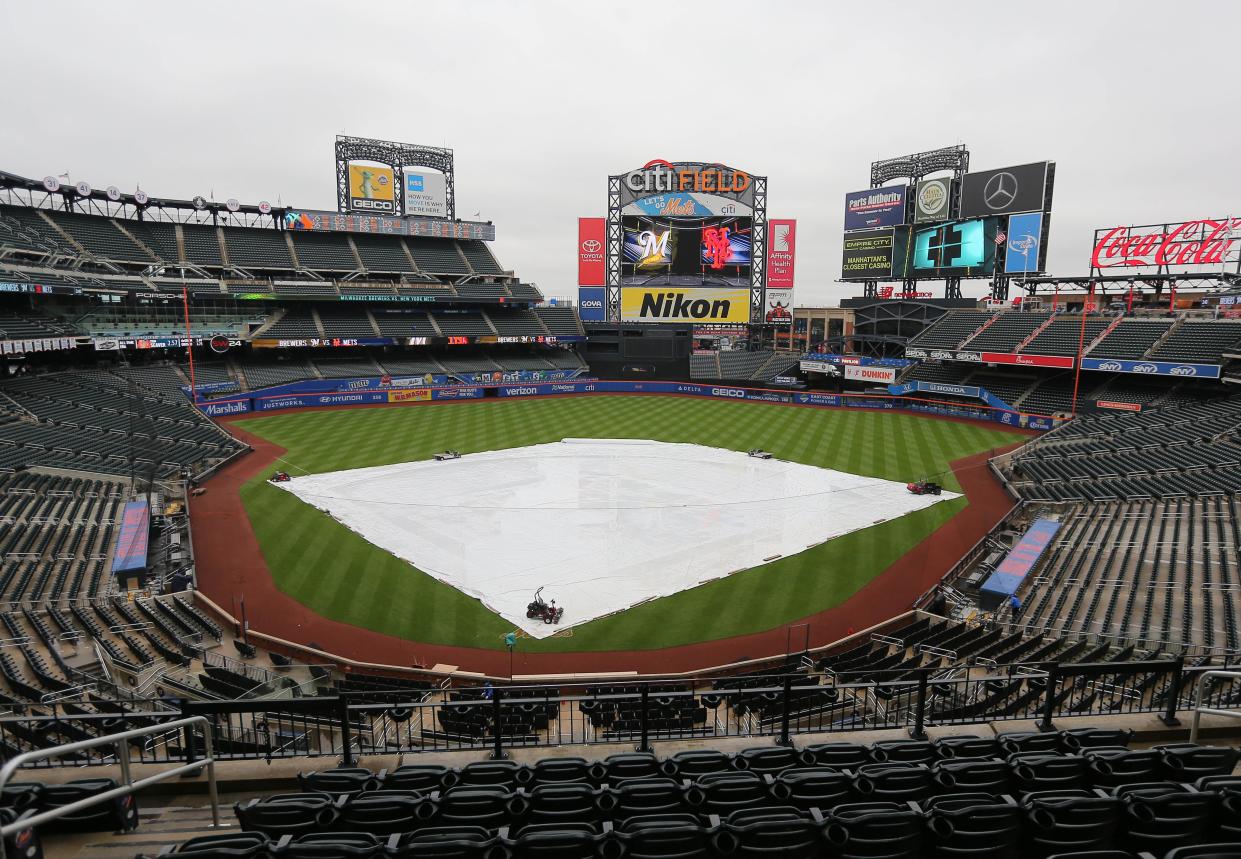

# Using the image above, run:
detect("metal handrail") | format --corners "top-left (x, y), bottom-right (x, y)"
top-left (1189, 669), bottom-right (1241, 742)
top-left (0, 716), bottom-right (219, 859)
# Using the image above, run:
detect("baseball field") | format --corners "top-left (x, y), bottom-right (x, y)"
top-left (231, 396), bottom-right (1022, 654)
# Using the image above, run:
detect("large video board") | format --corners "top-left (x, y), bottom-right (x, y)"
top-left (906, 218), bottom-right (999, 277)
top-left (621, 215), bottom-right (752, 287)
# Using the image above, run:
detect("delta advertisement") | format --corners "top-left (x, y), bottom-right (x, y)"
top-left (1080, 357), bottom-right (1223, 380)
top-left (844, 186), bottom-right (906, 231)
top-left (578, 217), bottom-right (606, 285)
top-left (620, 287), bottom-right (750, 324)
top-left (767, 219), bottom-right (797, 289)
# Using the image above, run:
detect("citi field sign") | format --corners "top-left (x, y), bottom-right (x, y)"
top-left (617, 160), bottom-right (757, 211)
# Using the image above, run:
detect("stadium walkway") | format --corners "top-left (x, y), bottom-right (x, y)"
top-left (189, 408), bottom-right (1030, 676)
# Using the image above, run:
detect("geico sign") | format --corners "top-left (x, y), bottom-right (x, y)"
top-left (350, 198), bottom-right (395, 212)
top-left (711, 388), bottom-right (745, 398)
top-left (625, 160), bottom-right (751, 195)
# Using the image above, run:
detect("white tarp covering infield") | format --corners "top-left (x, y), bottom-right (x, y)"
top-left (277, 440), bottom-right (959, 638)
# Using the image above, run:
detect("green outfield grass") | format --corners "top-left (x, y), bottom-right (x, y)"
top-left (234, 397), bottom-right (1021, 652)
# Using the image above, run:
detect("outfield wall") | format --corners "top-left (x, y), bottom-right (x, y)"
top-left (197, 378), bottom-right (1061, 431)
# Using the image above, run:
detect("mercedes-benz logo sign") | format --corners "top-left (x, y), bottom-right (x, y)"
top-left (581, 239), bottom-right (601, 253)
top-left (982, 172), bottom-right (1018, 210)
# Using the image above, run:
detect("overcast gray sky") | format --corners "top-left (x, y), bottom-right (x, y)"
top-left (2, 0), bottom-right (1238, 306)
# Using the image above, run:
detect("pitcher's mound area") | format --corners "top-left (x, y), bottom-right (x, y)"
top-left (276, 439), bottom-right (958, 637)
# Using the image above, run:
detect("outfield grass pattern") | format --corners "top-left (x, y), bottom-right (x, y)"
top-left (235, 397), bottom-right (1021, 653)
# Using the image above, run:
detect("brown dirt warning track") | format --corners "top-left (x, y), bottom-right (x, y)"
top-left (189, 399), bottom-right (1032, 677)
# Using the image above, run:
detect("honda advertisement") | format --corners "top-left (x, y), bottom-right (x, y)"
top-left (959, 161), bottom-right (1051, 218)
top-left (767, 219), bottom-right (797, 288)
top-left (578, 217), bottom-right (606, 285)
top-left (578, 287), bottom-right (606, 322)
top-left (844, 186), bottom-right (906, 231)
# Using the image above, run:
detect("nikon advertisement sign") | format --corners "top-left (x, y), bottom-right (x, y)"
top-left (620, 287), bottom-right (750, 323)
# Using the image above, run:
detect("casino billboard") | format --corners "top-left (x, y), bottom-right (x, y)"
top-left (841, 228), bottom-right (906, 280)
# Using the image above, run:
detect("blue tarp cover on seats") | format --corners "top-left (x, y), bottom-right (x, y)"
top-left (978, 518), bottom-right (1062, 610)
top-left (112, 500), bottom-right (150, 576)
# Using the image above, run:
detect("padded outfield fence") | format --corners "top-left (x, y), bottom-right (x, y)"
top-left (195, 377), bottom-right (1062, 432)
top-left (2, 656), bottom-right (1238, 769)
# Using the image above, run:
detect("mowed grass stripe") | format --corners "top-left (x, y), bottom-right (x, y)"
top-left (234, 397), bottom-right (1022, 652)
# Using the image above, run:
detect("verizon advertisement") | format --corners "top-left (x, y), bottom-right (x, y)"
top-left (844, 364), bottom-right (897, 384)
top-left (578, 217), bottom-right (606, 285)
top-left (768, 219), bottom-right (797, 288)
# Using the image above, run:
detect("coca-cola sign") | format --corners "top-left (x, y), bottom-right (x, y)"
top-left (1091, 218), bottom-right (1241, 273)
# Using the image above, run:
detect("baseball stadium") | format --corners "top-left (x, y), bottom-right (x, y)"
top-left (1, 52), bottom-right (1241, 859)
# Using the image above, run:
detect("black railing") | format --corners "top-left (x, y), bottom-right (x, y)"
top-left (0, 657), bottom-right (1236, 769)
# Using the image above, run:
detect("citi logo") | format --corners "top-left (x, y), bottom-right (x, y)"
top-left (712, 388), bottom-right (745, 398)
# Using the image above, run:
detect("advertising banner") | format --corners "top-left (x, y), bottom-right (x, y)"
top-left (804, 353), bottom-right (913, 368)
top-left (401, 169), bottom-right (448, 218)
top-left (431, 387), bottom-right (484, 400)
top-left (200, 398), bottom-right (251, 417)
top-left (888, 380), bottom-right (983, 400)
top-left (764, 288), bottom-right (793, 325)
top-left (1004, 211), bottom-right (1044, 274)
top-left (347, 163), bottom-right (396, 213)
top-left (844, 365), bottom-right (897, 384)
top-left (981, 351), bottom-right (1075, 369)
top-left (914, 177), bottom-right (951, 223)
top-left (577, 286), bottom-right (606, 322)
top-left (1090, 218), bottom-right (1241, 273)
top-left (112, 501), bottom-right (151, 576)
top-left (794, 393), bottom-right (841, 407)
top-left (959, 162), bottom-right (1049, 218)
top-left (282, 209), bottom-right (495, 241)
top-left (1096, 400), bottom-right (1143, 412)
top-left (255, 392), bottom-right (391, 412)
top-left (616, 161), bottom-right (755, 212)
top-left (841, 228), bottom-right (897, 280)
top-left (619, 287), bottom-right (750, 324)
top-left (767, 219), bottom-right (797, 288)
top-left (844, 186), bottom-right (906, 231)
top-left (1080, 357), bottom-right (1222, 379)
top-left (387, 388), bottom-right (432, 403)
top-left (578, 217), bottom-right (606, 285)
top-left (979, 519), bottom-right (1062, 610)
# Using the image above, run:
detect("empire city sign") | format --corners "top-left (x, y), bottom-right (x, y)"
top-left (1091, 218), bottom-right (1241, 273)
